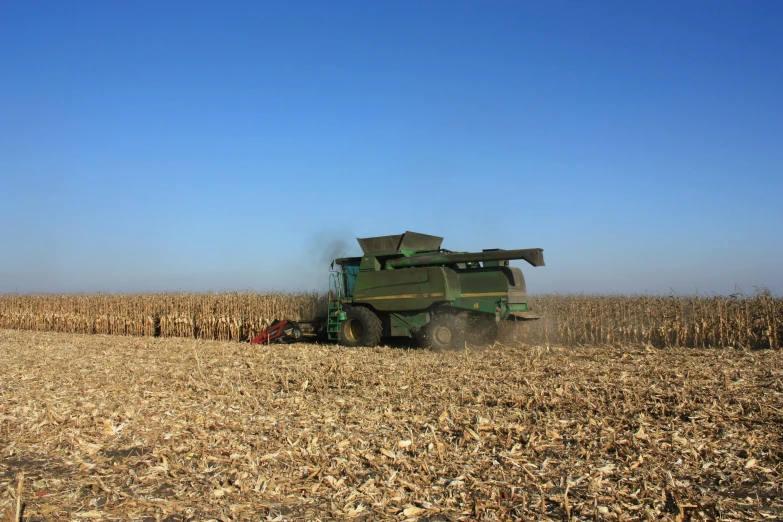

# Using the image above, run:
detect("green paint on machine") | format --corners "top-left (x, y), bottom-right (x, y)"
top-left (326, 232), bottom-right (544, 349)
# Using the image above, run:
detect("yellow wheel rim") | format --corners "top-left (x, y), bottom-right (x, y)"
top-left (344, 319), bottom-right (363, 341)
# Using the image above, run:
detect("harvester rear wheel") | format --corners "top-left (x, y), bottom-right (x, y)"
top-left (423, 314), bottom-right (466, 351)
top-left (339, 307), bottom-right (382, 347)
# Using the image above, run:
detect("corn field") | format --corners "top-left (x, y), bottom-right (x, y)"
top-left (0, 292), bottom-right (326, 343)
top-left (523, 290), bottom-right (782, 349)
top-left (0, 290), bottom-right (780, 348)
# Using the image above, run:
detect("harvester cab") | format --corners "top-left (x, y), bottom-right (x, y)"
top-left (324, 232), bottom-right (545, 349)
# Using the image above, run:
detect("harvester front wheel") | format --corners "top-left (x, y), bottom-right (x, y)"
top-left (339, 307), bottom-right (382, 347)
top-left (423, 314), bottom-right (466, 351)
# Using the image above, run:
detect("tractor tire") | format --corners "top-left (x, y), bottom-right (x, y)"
top-left (423, 313), bottom-right (466, 351)
top-left (339, 306), bottom-right (382, 347)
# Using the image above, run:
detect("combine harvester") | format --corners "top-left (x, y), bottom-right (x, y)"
top-left (251, 232), bottom-right (544, 350)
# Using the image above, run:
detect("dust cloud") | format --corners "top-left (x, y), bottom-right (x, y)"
top-left (309, 231), bottom-right (357, 265)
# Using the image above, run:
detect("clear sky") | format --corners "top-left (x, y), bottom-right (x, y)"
top-left (1, 1), bottom-right (781, 295)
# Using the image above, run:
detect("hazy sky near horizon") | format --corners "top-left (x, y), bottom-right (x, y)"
top-left (1, 1), bottom-right (781, 295)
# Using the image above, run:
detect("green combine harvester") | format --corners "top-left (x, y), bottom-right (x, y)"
top-left (326, 231), bottom-right (544, 349)
top-left (252, 232), bottom-right (544, 349)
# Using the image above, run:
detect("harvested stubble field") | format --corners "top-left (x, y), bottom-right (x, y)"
top-left (1, 329), bottom-right (782, 521)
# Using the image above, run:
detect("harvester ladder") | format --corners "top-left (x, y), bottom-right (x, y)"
top-left (327, 300), bottom-right (341, 341)
top-left (327, 272), bottom-right (343, 342)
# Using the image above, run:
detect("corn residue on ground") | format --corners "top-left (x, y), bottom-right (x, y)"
top-left (1, 329), bottom-right (781, 521)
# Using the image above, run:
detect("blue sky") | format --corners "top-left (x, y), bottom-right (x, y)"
top-left (1, 1), bottom-right (781, 295)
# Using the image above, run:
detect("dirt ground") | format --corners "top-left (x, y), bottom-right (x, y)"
top-left (1, 329), bottom-right (781, 521)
